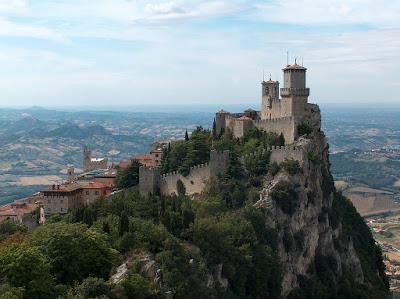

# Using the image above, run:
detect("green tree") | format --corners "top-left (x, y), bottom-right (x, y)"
top-left (0, 245), bottom-right (55, 299)
top-left (119, 211), bottom-right (129, 237)
top-left (0, 220), bottom-right (26, 241)
top-left (116, 159), bottom-right (141, 189)
top-left (185, 130), bottom-right (189, 141)
top-left (278, 133), bottom-right (285, 146)
top-left (29, 223), bottom-right (118, 285)
top-left (122, 274), bottom-right (152, 299)
top-left (68, 277), bottom-right (110, 299)
top-left (0, 284), bottom-right (24, 299)
top-left (176, 179), bottom-right (186, 196)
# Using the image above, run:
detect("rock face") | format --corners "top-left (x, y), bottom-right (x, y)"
top-left (257, 131), bottom-right (365, 297)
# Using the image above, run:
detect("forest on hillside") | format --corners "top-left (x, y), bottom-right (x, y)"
top-left (0, 128), bottom-right (388, 299)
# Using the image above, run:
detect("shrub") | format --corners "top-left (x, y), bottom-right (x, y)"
top-left (281, 159), bottom-right (301, 175)
top-left (116, 159), bottom-right (141, 189)
top-left (270, 162), bottom-right (281, 176)
top-left (176, 179), bottom-right (186, 196)
top-left (270, 181), bottom-right (299, 215)
top-left (297, 123), bottom-right (313, 136)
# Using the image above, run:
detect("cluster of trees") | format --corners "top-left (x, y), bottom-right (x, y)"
top-left (0, 222), bottom-right (117, 299)
top-left (115, 159), bottom-right (141, 189)
top-left (161, 127), bottom-right (211, 176)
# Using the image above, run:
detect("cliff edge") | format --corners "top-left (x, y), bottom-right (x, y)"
top-left (257, 131), bottom-right (388, 298)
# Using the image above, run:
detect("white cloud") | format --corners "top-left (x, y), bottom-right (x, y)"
top-left (254, 0), bottom-right (400, 27)
top-left (0, 17), bottom-right (64, 41)
top-left (0, 0), bottom-right (26, 11)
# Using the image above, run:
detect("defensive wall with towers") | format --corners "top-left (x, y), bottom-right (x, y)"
top-left (139, 145), bottom-right (308, 198)
top-left (139, 150), bottom-right (230, 197)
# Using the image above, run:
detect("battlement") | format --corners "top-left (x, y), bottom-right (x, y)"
top-left (139, 149), bottom-right (230, 197)
top-left (241, 145), bottom-right (304, 165)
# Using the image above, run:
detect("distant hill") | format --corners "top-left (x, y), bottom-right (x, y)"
top-left (47, 124), bottom-right (110, 139)
top-left (9, 116), bottom-right (46, 133)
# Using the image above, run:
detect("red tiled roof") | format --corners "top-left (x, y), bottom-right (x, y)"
top-left (81, 181), bottom-right (108, 189)
top-left (0, 202), bottom-right (36, 217)
top-left (41, 183), bottom-right (82, 193)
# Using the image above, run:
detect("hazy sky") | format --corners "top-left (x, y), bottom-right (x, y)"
top-left (0, 0), bottom-right (399, 107)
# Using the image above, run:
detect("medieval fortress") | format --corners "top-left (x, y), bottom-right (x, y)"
top-left (139, 62), bottom-right (321, 197)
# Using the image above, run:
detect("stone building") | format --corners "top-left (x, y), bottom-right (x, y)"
top-left (83, 147), bottom-right (108, 172)
top-left (42, 183), bottom-right (83, 216)
top-left (215, 62), bottom-right (320, 144)
top-left (41, 181), bottom-right (110, 216)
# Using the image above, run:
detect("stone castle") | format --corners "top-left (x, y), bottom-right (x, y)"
top-left (215, 61), bottom-right (320, 144)
top-left (139, 62), bottom-right (320, 197)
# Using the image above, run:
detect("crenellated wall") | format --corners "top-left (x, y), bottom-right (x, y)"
top-left (160, 163), bottom-right (211, 195)
top-left (241, 145), bottom-right (304, 166)
top-left (139, 150), bottom-right (230, 197)
top-left (138, 144), bottom-right (307, 198)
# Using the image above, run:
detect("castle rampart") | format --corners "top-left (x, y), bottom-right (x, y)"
top-left (242, 145), bottom-right (305, 166)
top-left (139, 150), bottom-right (230, 197)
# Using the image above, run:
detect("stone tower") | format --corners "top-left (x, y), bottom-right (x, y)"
top-left (83, 147), bottom-right (91, 172)
top-left (280, 61), bottom-right (310, 118)
top-left (215, 109), bottom-right (229, 136)
top-left (67, 166), bottom-right (75, 182)
top-left (261, 77), bottom-right (280, 119)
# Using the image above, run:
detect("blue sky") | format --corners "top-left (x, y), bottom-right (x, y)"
top-left (0, 0), bottom-right (399, 107)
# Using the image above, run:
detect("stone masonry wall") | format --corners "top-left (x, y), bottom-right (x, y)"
top-left (242, 146), bottom-right (304, 165)
top-left (253, 116), bottom-right (296, 144)
top-left (160, 163), bottom-right (211, 196)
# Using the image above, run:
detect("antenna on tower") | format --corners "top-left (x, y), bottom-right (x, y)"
top-left (269, 73), bottom-right (272, 81)
top-left (263, 69), bottom-right (265, 81)
top-left (286, 51), bottom-right (289, 65)
top-left (295, 57), bottom-right (297, 65)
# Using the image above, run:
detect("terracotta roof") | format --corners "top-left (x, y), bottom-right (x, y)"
top-left (41, 183), bottom-right (82, 193)
top-left (0, 202), bottom-right (36, 217)
top-left (81, 181), bottom-right (108, 189)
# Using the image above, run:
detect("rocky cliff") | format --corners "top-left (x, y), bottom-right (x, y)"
top-left (256, 131), bottom-right (388, 298)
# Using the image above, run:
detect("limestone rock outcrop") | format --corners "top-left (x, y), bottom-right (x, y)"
top-left (256, 132), bottom-right (364, 297)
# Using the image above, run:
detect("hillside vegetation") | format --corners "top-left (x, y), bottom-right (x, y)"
top-left (0, 128), bottom-right (388, 298)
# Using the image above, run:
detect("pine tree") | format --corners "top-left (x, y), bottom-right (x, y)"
top-left (118, 211), bottom-right (129, 236)
top-left (278, 133), bottom-right (285, 146)
top-left (102, 221), bottom-right (110, 234)
top-left (83, 208), bottom-right (93, 226)
top-left (185, 130), bottom-right (189, 141)
top-left (212, 118), bottom-right (217, 139)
